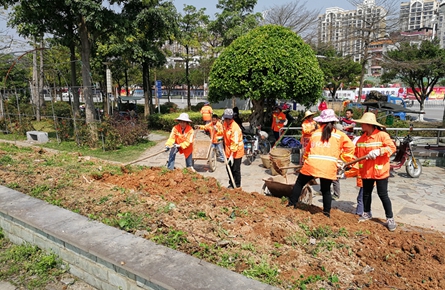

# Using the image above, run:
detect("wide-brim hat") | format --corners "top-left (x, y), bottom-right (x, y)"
top-left (175, 113), bottom-right (192, 122)
top-left (313, 109), bottom-right (338, 123)
top-left (354, 112), bottom-right (385, 128)
top-left (204, 101), bottom-right (210, 105)
top-left (303, 110), bottom-right (315, 119)
top-left (222, 108), bottom-right (234, 119)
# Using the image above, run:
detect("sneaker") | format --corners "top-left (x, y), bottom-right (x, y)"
top-left (358, 212), bottom-right (372, 222)
top-left (332, 193), bottom-right (340, 200)
top-left (323, 211), bottom-right (330, 218)
top-left (227, 185), bottom-right (234, 189)
top-left (386, 218), bottom-right (397, 232)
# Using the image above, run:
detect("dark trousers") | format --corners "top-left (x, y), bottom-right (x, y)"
top-left (362, 178), bottom-right (393, 219)
top-left (290, 173), bottom-right (333, 213)
top-left (227, 158), bottom-right (242, 188)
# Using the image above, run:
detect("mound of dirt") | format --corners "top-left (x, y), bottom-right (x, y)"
top-left (1, 148), bottom-right (444, 289)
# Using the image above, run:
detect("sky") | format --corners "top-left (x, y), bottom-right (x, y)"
top-left (172, 0), bottom-right (356, 16)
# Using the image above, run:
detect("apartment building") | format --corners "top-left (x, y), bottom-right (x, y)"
top-left (399, 0), bottom-right (439, 32)
top-left (317, 0), bottom-right (387, 62)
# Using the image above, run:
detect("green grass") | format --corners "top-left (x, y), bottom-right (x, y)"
top-left (0, 228), bottom-right (68, 289)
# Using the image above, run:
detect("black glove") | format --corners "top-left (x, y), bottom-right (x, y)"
top-left (165, 146), bottom-right (170, 152)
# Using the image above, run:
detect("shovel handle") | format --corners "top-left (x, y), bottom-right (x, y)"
top-left (123, 149), bottom-right (167, 166)
top-left (342, 155), bottom-right (369, 168)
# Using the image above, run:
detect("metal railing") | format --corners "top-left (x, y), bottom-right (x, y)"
top-left (280, 127), bottom-right (445, 146)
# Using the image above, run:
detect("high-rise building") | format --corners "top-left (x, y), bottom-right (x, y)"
top-left (317, 0), bottom-right (387, 62)
top-left (399, 0), bottom-right (439, 32)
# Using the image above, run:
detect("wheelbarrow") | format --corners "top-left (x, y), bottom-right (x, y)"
top-left (192, 139), bottom-right (217, 172)
top-left (261, 174), bottom-right (316, 205)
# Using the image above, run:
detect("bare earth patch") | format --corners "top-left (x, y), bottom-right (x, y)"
top-left (1, 146), bottom-right (444, 289)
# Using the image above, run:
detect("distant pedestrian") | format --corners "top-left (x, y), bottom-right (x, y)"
top-left (318, 99), bottom-right (328, 111)
top-left (232, 107), bottom-right (245, 131)
top-left (354, 112), bottom-right (397, 231)
top-left (200, 101), bottom-right (213, 124)
top-left (222, 109), bottom-right (244, 188)
top-left (271, 105), bottom-right (287, 144)
top-left (165, 113), bottom-right (194, 170)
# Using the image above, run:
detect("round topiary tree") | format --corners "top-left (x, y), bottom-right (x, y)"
top-left (208, 24), bottom-right (324, 127)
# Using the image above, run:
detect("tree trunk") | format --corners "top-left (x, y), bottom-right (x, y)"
top-left (186, 46), bottom-right (191, 111)
top-left (78, 16), bottom-right (98, 144)
top-left (142, 62), bottom-right (152, 116)
top-left (70, 44), bottom-right (80, 117)
top-left (419, 99), bottom-right (425, 122)
top-left (32, 44), bottom-right (40, 121)
top-left (39, 41), bottom-right (45, 113)
top-left (249, 99), bottom-right (266, 128)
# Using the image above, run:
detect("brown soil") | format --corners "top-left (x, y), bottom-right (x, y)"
top-left (1, 147), bottom-right (445, 289)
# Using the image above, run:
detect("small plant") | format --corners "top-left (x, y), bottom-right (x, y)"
top-left (242, 258), bottom-right (280, 285)
top-left (241, 243), bottom-right (256, 252)
top-left (116, 212), bottom-right (144, 232)
top-left (152, 228), bottom-right (188, 249)
top-left (6, 182), bottom-right (19, 189)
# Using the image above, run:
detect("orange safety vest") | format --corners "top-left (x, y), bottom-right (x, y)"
top-left (355, 129), bottom-right (396, 179)
top-left (200, 105), bottom-right (213, 122)
top-left (300, 126), bottom-right (355, 180)
top-left (165, 124), bottom-right (194, 158)
top-left (223, 120), bottom-right (244, 159)
top-left (301, 119), bottom-right (317, 147)
top-left (271, 111), bottom-right (286, 132)
top-left (200, 121), bottom-right (224, 144)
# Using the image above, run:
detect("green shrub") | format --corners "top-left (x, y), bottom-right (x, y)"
top-left (44, 102), bottom-right (72, 119)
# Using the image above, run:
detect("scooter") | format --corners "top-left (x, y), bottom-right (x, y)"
top-left (390, 135), bottom-right (422, 178)
top-left (243, 125), bottom-right (271, 165)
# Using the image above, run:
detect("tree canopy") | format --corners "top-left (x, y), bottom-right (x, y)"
top-left (208, 24), bottom-right (324, 125)
top-left (317, 47), bottom-right (361, 99)
top-left (381, 39), bottom-right (445, 122)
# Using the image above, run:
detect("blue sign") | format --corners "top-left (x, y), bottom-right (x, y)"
top-left (156, 80), bottom-right (162, 98)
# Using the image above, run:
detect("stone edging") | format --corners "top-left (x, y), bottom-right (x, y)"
top-left (0, 186), bottom-right (277, 290)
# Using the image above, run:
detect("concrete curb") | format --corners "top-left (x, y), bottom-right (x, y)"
top-left (0, 186), bottom-right (278, 290)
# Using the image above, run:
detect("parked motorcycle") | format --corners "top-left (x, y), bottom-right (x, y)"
top-left (391, 135), bottom-right (422, 178)
top-left (243, 125), bottom-right (271, 165)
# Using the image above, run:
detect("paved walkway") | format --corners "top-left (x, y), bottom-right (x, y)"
top-left (138, 132), bottom-right (445, 233)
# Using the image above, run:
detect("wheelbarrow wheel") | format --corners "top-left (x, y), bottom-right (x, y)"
top-left (261, 183), bottom-right (272, 196)
top-left (299, 184), bottom-right (313, 205)
top-left (209, 147), bottom-right (217, 172)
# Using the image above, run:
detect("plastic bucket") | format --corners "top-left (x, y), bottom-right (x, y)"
top-left (269, 148), bottom-right (291, 176)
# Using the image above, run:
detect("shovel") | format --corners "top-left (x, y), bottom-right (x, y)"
top-left (223, 153), bottom-right (236, 189)
top-left (123, 148), bottom-right (167, 167)
top-left (337, 155), bottom-right (370, 178)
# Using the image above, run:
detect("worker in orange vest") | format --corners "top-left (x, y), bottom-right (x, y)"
top-left (354, 112), bottom-right (397, 231)
top-left (222, 108), bottom-right (244, 188)
top-left (271, 105), bottom-right (286, 144)
top-left (200, 101), bottom-right (213, 124)
top-left (165, 113), bottom-right (194, 170)
top-left (195, 114), bottom-right (225, 162)
top-left (300, 111), bottom-right (317, 164)
top-left (287, 109), bottom-right (355, 218)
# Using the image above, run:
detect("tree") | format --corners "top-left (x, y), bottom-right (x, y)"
top-left (120, 0), bottom-right (179, 116)
top-left (178, 5), bottom-right (209, 110)
top-left (156, 66), bottom-right (184, 101)
top-left (317, 47), bottom-right (362, 100)
top-left (208, 25), bottom-right (324, 126)
top-left (381, 39), bottom-right (445, 123)
top-left (209, 0), bottom-right (263, 48)
top-left (263, 0), bottom-right (320, 42)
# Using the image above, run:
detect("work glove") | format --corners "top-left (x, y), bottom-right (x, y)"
top-left (367, 149), bottom-right (381, 160)
top-left (228, 154), bottom-right (234, 165)
top-left (194, 125), bottom-right (200, 130)
top-left (165, 146), bottom-right (170, 152)
top-left (336, 160), bottom-right (345, 169)
top-left (173, 143), bottom-right (181, 149)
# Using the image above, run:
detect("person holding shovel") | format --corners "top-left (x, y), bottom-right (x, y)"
top-left (222, 108), bottom-right (244, 189)
top-left (165, 113), bottom-right (194, 170)
top-left (287, 109), bottom-right (355, 218)
top-left (353, 112), bottom-right (397, 231)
